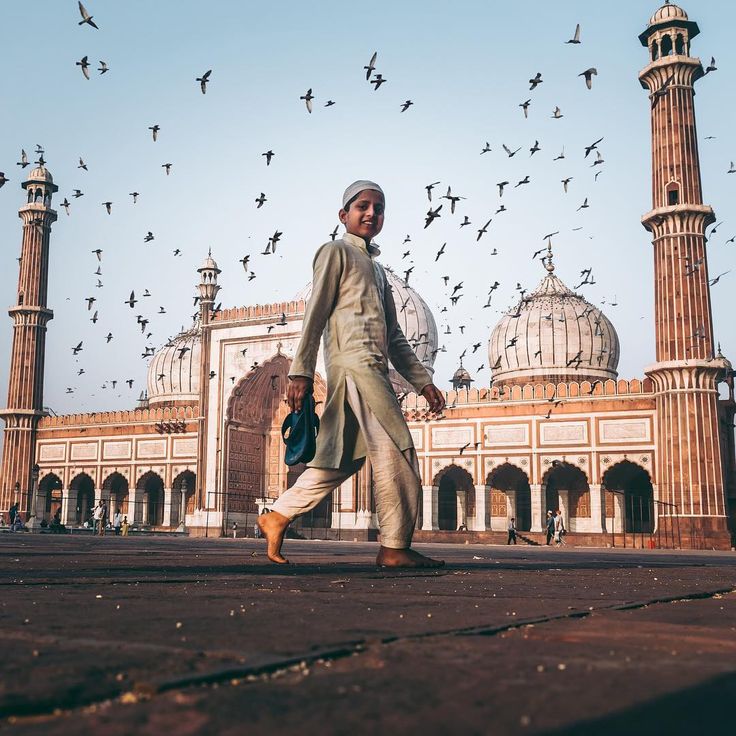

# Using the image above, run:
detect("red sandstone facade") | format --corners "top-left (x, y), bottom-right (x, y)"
top-left (2, 4), bottom-right (735, 548)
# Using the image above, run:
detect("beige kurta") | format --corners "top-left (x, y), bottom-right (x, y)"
top-left (289, 233), bottom-right (433, 469)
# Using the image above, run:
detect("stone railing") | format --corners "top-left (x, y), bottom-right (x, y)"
top-left (212, 299), bottom-right (306, 323)
top-left (402, 377), bottom-right (654, 411)
top-left (39, 404), bottom-right (197, 428)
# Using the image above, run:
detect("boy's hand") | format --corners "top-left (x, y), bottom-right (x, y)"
top-left (421, 383), bottom-right (446, 414)
top-left (287, 376), bottom-right (314, 412)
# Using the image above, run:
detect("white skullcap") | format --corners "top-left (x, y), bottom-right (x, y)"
top-left (342, 180), bottom-right (384, 208)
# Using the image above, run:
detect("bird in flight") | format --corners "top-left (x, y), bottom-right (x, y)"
top-left (102, 201), bottom-right (112, 214)
top-left (78, 157), bottom-right (88, 171)
top-left (425, 181), bottom-right (441, 201)
top-left (554, 147), bottom-right (565, 161)
top-left (727, 162), bottom-right (735, 174)
top-left (435, 243), bottom-right (446, 261)
top-left (129, 192), bottom-right (139, 203)
top-left (515, 175), bottom-right (530, 188)
top-left (364, 51), bottom-right (378, 81)
top-left (561, 177), bottom-right (573, 193)
top-left (709, 271), bottom-right (730, 286)
top-left (529, 140), bottom-right (541, 156)
top-left (579, 67), bottom-right (597, 89)
top-left (162, 163), bottom-right (172, 175)
top-left (477, 219), bottom-right (492, 241)
top-left (577, 197), bottom-right (589, 211)
top-left (424, 204), bottom-right (443, 229)
top-left (72, 341), bottom-right (83, 355)
top-left (551, 106), bottom-right (563, 119)
top-left (125, 291), bottom-right (137, 308)
top-left (17, 149), bottom-right (29, 168)
top-left (149, 124), bottom-right (160, 142)
top-left (60, 197), bottom-right (70, 214)
top-left (497, 181), bottom-right (509, 197)
top-left (196, 70), bottom-right (212, 94)
top-left (566, 23), bottom-right (581, 44)
top-left (262, 150), bottom-right (275, 165)
top-left (98, 60), bottom-right (109, 75)
top-left (480, 141), bottom-right (492, 154)
top-left (400, 100), bottom-right (413, 112)
top-left (443, 186), bottom-right (465, 214)
top-left (370, 74), bottom-right (387, 90)
top-left (704, 56), bottom-right (717, 74)
top-left (529, 72), bottom-right (543, 90)
top-left (300, 88), bottom-right (314, 113)
top-left (76, 56), bottom-right (90, 80)
top-left (584, 137), bottom-right (604, 158)
top-left (255, 192), bottom-right (267, 208)
top-left (77, 2), bottom-right (99, 29)
top-left (144, 231), bottom-right (154, 242)
top-left (502, 144), bottom-right (521, 157)
top-left (519, 99), bottom-right (531, 118)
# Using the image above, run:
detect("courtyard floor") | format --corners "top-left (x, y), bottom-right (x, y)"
top-left (1, 535), bottom-right (735, 735)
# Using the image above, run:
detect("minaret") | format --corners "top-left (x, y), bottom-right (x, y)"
top-left (0, 165), bottom-right (58, 517)
top-left (194, 251), bottom-right (220, 511)
top-left (639, 4), bottom-right (730, 544)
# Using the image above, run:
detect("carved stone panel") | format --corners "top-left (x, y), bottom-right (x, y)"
top-left (172, 438), bottom-right (197, 457)
top-left (431, 426), bottom-right (473, 449)
top-left (39, 444), bottom-right (65, 462)
top-left (137, 439), bottom-right (167, 459)
top-left (540, 421), bottom-right (587, 445)
top-left (484, 424), bottom-right (528, 447)
top-left (103, 441), bottom-right (132, 460)
top-left (70, 443), bottom-right (97, 461)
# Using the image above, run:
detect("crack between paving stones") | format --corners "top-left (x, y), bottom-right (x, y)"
top-left (4, 585), bottom-right (735, 722)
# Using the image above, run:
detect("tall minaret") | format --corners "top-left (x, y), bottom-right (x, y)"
top-left (639, 3), bottom-right (730, 544)
top-left (194, 251), bottom-right (220, 511)
top-left (0, 165), bottom-right (58, 517)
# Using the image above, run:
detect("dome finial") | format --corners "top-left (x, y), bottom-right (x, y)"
top-left (544, 239), bottom-right (555, 273)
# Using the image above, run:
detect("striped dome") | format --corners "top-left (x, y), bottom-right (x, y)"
top-left (488, 260), bottom-right (619, 388)
top-left (146, 326), bottom-right (201, 406)
top-left (649, 3), bottom-right (688, 26)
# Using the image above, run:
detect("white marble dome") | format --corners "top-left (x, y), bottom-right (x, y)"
top-left (295, 262), bottom-right (439, 393)
top-left (146, 326), bottom-right (201, 406)
top-left (488, 257), bottom-right (619, 387)
top-left (26, 166), bottom-right (54, 183)
top-left (649, 3), bottom-right (688, 26)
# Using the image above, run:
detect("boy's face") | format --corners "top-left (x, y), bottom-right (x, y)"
top-left (339, 189), bottom-right (385, 242)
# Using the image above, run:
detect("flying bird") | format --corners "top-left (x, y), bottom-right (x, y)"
top-left (704, 56), bottom-right (717, 74)
top-left (255, 192), bottom-right (267, 208)
top-left (262, 150), bottom-right (275, 165)
top-left (77, 2), bottom-right (99, 29)
top-left (579, 67), bottom-right (597, 89)
top-left (424, 204), bottom-right (443, 228)
top-left (102, 201), bottom-right (112, 214)
top-left (17, 149), bottom-right (29, 168)
top-left (72, 341), bottom-right (83, 355)
top-left (425, 181), bottom-right (441, 201)
top-left (561, 177), bottom-right (573, 193)
top-left (400, 100), bottom-right (413, 112)
top-left (370, 74), bottom-right (387, 90)
top-left (529, 72), bottom-right (543, 90)
top-left (162, 163), bottom-right (172, 175)
top-left (149, 125), bottom-right (160, 141)
top-left (502, 144), bottom-right (521, 158)
top-left (584, 137), bottom-right (604, 158)
top-left (60, 197), bottom-right (71, 214)
top-left (551, 106), bottom-right (563, 119)
top-left (497, 181), bottom-right (509, 197)
top-left (435, 243), bottom-right (446, 261)
top-left (519, 99), bottom-right (531, 118)
top-left (476, 219), bottom-right (492, 241)
top-left (98, 60), bottom-right (109, 74)
top-left (300, 88), bottom-right (314, 113)
top-left (125, 291), bottom-right (137, 308)
top-left (72, 189), bottom-right (84, 198)
top-left (196, 69), bottom-right (212, 94)
top-left (566, 23), bottom-right (581, 44)
top-left (364, 51), bottom-right (378, 81)
top-left (480, 142), bottom-right (492, 154)
top-left (78, 157), bottom-right (88, 171)
top-left (529, 140), bottom-right (541, 156)
top-left (577, 197), bottom-right (589, 211)
top-left (144, 231), bottom-right (154, 242)
top-left (129, 192), bottom-right (139, 203)
top-left (76, 56), bottom-right (90, 80)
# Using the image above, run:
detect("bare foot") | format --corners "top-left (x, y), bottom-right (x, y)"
top-left (376, 546), bottom-right (445, 568)
top-left (257, 512), bottom-right (291, 564)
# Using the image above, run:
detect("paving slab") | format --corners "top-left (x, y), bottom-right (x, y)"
top-left (1, 536), bottom-right (734, 734)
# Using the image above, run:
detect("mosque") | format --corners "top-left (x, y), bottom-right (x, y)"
top-left (1, 3), bottom-right (735, 548)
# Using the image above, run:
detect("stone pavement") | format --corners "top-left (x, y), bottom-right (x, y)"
top-left (1, 535), bottom-right (735, 735)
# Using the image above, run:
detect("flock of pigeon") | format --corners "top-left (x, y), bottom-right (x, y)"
top-left (0, 3), bottom-right (733, 414)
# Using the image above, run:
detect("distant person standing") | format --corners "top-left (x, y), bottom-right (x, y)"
top-left (507, 517), bottom-right (517, 545)
top-left (113, 509), bottom-right (122, 536)
top-left (121, 515), bottom-right (129, 536)
top-left (545, 510), bottom-right (555, 545)
top-left (554, 509), bottom-right (566, 546)
top-left (9, 503), bottom-right (18, 528)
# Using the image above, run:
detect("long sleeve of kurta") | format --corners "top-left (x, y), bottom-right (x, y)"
top-left (382, 270), bottom-right (433, 393)
top-left (289, 243), bottom-right (343, 380)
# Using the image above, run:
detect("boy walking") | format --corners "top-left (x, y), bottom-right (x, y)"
top-left (507, 517), bottom-right (517, 545)
top-left (259, 181), bottom-right (445, 567)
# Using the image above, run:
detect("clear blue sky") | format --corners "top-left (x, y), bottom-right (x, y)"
top-left (0, 0), bottom-right (734, 417)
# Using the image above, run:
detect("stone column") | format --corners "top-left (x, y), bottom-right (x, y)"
top-left (530, 483), bottom-right (544, 532)
top-left (589, 484), bottom-right (604, 533)
top-left (421, 486), bottom-right (437, 530)
top-left (61, 487), bottom-right (75, 526)
top-left (162, 487), bottom-right (173, 526)
top-left (128, 487), bottom-right (143, 525)
top-left (613, 493), bottom-right (626, 534)
top-left (474, 485), bottom-right (487, 531)
top-left (506, 489), bottom-right (518, 522)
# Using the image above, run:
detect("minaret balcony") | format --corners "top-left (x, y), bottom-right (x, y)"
top-left (641, 203), bottom-right (715, 233)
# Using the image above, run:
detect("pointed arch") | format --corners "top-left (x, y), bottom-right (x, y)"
top-left (485, 462), bottom-right (531, 531)
top-left (433, 464), bottom-right (475, 531)
top-left (70, 472), bottom-right (95, 525)
top-left (602, 460), bottom-right (654, 533)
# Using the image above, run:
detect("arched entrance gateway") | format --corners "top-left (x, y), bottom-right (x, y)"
top-left (486, 464), bottom-right (531, 532)
top-left (225, 353), bottom-right (327, 530)
top-left (172, 470), bottom-right (196, 526)
top-left (602, 460), bottom-right (654, 534)
top-left (433, 465), bottom-right (475, 531)
top-left (39, 472), bottom-right (63, 519)
top-left (543, 462), bottom-right (590, 532)
top-left (70, 472), bottom-right (95, 526)
top-left (103, 472), bottom-right (129, 516)
top-left (136, 471), bottom-right (164, 526)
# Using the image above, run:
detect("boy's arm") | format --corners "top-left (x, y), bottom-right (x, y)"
top-left (382, 271), bottom-right (434, 394)
top-left (289, 243), bottom-right (343, 380)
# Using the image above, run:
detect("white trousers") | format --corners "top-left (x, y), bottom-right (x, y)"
top-left (271, 376), bottom-right (421, 549)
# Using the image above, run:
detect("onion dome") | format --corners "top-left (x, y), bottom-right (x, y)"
top-left (295, 254), bottom-right (439, 393)
top-left (488, 245), bottom-right (620, 388)
top-left (451, 362), bottom-right (473, 391)
top-left (146, 326), bottom-right (201, 407)
top-left (26, 166), bottom-right (54, 184)
top-left (649, 3), bottom-right (688, 26)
